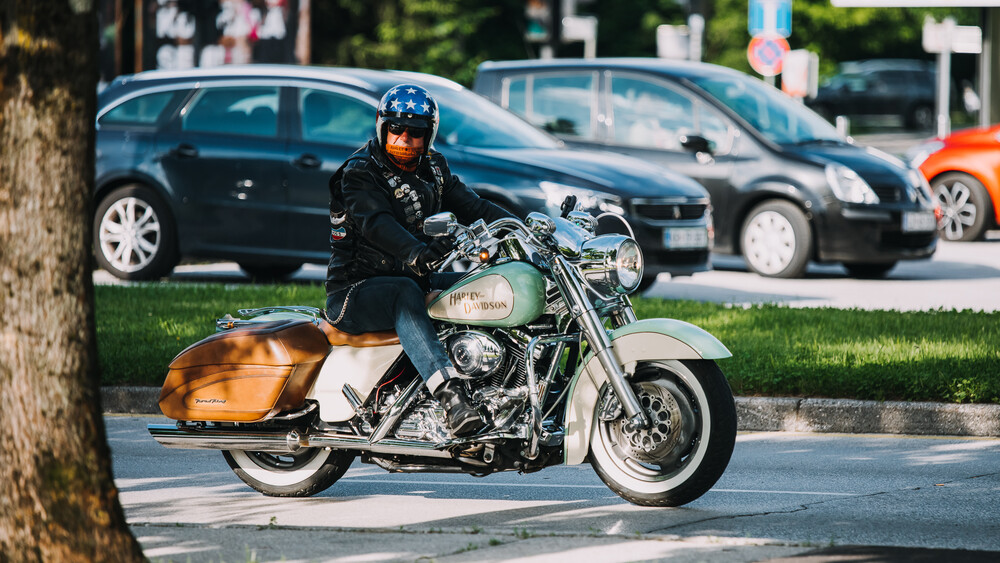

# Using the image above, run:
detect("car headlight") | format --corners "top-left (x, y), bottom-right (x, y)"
top-left (577, 235), bottom-right (644, 295)
top-left (539, 181), bottom-right (625, 215)
top-left (825, 164), bottom-right (879, 204)
top-left (905, 140), bottom-right (944, 168)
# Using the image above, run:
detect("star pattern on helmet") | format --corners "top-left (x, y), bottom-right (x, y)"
top-left (381, 86), bottom-right (436, 118)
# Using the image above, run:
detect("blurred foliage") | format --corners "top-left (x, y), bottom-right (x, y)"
top-left (311, 0), bottom-right (983, 86)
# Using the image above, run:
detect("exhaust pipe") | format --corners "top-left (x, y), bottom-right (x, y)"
top-left (147, 423), bottom-right (451, 458)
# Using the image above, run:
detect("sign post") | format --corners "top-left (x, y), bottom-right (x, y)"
top-left (923, 16), bottom-right (983, 137)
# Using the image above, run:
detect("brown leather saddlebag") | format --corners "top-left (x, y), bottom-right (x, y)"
top-left (159, 319), bottom-right (330, 422)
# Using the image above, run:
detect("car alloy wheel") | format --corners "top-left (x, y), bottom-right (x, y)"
top-left (94, 184), bottom-right (178, 280)
top-left (933, 172), bottom-right (991, 241)
top-left (740, 200), bottom-right (811, 278)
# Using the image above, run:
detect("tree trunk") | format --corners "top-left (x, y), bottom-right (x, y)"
top-left (0, 1), bottom-right (146, 561)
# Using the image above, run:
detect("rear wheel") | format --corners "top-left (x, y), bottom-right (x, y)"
top-left (223, 448), bottom-right (355, 497)
top-left (589, 360), bottom-right (736, 507)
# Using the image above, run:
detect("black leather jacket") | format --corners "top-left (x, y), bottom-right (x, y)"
top-left (325, 139), bottom-right (513, 295)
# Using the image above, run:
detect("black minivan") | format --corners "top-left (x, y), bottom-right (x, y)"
top-left (474, 58), bottom-right (939, 278)
top-left (95, 65), bottom-right (712, 286)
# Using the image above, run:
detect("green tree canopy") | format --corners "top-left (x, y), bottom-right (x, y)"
top-left (311, 0), bottom-right (982, 86)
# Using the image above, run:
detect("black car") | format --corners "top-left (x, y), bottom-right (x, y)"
top-left (474, 58), bottom-right (938, 278)
top-left (95, 65), bottom-right (711, 287)
top-left (806, 59), bottom-right (937, 131)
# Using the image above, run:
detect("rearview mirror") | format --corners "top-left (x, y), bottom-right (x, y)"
top-left (423, 212), bottom-right (458, 237)
top-left (680, 134), bottom-right (713, 154)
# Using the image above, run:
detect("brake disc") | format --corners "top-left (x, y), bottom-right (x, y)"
top-left (610, 382), bottom-right (683, 463)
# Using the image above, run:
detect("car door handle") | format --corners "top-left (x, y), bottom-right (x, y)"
top-left (171, 143), bottom-right (199, 158)
top-left (293, 153), bottom-right (321, 168)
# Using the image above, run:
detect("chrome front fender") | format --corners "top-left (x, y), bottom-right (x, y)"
top-left (563, 318), bottom-right (731, 465)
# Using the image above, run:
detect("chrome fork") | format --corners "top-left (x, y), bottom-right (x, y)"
top-left (550, 256), bottom-right (650, 430)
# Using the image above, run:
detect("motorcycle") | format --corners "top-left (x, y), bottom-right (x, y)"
top-left (148, 203), bottom-right (737, 507)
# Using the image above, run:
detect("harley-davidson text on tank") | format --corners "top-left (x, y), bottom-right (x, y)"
top-left (429, 274), bottom-right (514, 321)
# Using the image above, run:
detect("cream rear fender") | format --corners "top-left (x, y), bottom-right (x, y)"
top-left (563, 318), bottom-right (731, 465)
top-left (308, 343), bottom-right (405, 422)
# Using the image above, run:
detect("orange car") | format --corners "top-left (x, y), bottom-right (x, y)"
top-left (911, 125), bottom-right (1000, 241)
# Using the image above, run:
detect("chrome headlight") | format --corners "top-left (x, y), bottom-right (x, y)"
top-left (825, 164), bottom-right (879, 204)
top-left (578, 235), bottom-right (644, 295)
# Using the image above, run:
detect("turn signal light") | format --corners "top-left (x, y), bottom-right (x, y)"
top-left (479, 250), bottom-right (490, 262)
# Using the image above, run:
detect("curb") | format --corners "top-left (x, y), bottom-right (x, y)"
top-left (102, 387), bottom-right (1000, 438)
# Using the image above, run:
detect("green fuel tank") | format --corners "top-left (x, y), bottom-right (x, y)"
top-left (428, 262), bottom-right (547, 328)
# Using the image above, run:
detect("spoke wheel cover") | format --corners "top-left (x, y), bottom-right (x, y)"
top-left (99, 196), bottom-right (162, 273)
top-left (935, 179), bottom-right (978, 241)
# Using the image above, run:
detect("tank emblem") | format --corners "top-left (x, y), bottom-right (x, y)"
top-left (430, 274), bottom-right (514, 322)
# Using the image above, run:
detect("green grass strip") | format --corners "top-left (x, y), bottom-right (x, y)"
top-left (95, 284), bottom-right (1000, 404)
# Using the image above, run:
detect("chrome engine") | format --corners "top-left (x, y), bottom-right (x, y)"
top-left (446, 330), bottom-right (505, 379)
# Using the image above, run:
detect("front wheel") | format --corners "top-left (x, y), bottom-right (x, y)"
top-left (94, 184), bottom-right (178, 280)
top-left (740, 200), bottom-right (811, 278)
top-left (590, 360), bottom-right (736, 507)
top-left (933, 172), bottom-right (993, 241)
top-left (222, 447), bottom-right (355, 497)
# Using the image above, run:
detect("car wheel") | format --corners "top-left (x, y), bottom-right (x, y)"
top-left (933, 172), bottom-right (993, 241)
top-left (906, 104), bottom-right (934, 131)
top-left (239, 263), bottom-right (303, 281)
top-left (740, 200), bottom-right (811, 278)
top-left (93, 184), bottom-right (178, 280)
top-left (843, 262), bottom-right (896, 279)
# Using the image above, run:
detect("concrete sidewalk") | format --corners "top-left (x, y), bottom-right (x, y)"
top-left (102, 386), bottom-right (1000, 437)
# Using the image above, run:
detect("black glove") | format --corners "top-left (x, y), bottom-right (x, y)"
top-left (410, 236), bottom-right (455, 276)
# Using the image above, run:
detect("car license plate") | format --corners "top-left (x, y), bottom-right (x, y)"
top-left (902, 211), bottom-right (936, 233)
top-left (663, 227), bottom-right (709, 249)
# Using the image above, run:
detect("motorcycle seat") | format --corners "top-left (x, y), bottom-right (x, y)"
top-left (317, 320), bottom-right (400, 347)
top-left (315, 290), bottom-right (441, 348)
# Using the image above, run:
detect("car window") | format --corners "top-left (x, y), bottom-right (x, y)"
top-left (100, 91), bottom-right (178, 126)
top-left (182, 86), bottom-right (279, 137)
top-left (690, 72), bottom-right (840, 145)
top-left (609, 76), bottom-right (732, 154)
top-left (426, 85), bottom-right (558, 149)
top-left (505, 72), bottom-right (597, 140)
top-left (299, 88), bottom-right (373, 144)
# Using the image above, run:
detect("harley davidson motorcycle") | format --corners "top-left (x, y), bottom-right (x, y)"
top-left (148, 205), bottom-right (737, 507)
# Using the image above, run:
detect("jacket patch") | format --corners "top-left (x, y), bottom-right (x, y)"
top-left (331, 226), bottom-right (347, 241)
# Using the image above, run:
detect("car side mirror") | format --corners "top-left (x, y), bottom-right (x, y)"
top-left (680, 134), bottom-right (713, 154)
top-left (423, 212), bottom-right (458, 237)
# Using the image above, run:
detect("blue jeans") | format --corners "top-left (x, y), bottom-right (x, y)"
top-left (326, 273), bottom-right (462, 392)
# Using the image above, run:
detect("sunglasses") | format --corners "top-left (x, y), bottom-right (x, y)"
top-left (387, 122), bottom-right (429, 139)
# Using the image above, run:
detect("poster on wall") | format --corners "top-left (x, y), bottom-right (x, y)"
top-left (141, 0), bottom-right (306, 71)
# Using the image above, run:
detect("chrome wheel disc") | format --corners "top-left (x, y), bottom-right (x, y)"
top-left (935, 180), bottom-right (977, 241)
top-left (99, 196), bottom-right (161, 273)
top-left (599, 377), bottom-right (699, 480)
top-left (743, 210), bottom-right (796, 275)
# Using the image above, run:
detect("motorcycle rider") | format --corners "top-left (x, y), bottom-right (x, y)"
top-left (324, 84), bottom-right (514, 437)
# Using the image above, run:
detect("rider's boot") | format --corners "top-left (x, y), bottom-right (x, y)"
top-left (433, 379), bottom-right (483, 437)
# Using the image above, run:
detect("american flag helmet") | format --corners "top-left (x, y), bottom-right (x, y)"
top-left (376, 84), bottom-right (439, 151)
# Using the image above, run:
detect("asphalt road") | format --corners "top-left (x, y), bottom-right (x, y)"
top-left (110, 415), bottom-right (1000, 562)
